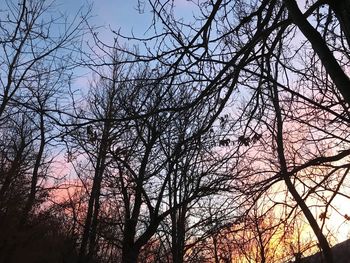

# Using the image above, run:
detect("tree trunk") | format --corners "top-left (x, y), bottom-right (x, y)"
top-left (121, 220), bottom-right (139, 263)
top-left (0, 139), bottom-right (25, 212)
top-left (20, 112), bottom-right (45, 226)
top-left (121, 246), bottom-right (139, 263)
top-left (270, 68), bottom-right (334, 263)
top-left (78, 157), bottom-right (105, 262)
top-left (87, 175), bottom-right (103, 261)
top-left (212, 235), bottom-right (220, 263)
top-left (78, 117), bottom-right (111, 262)
top-left (171, 207), bottom-right (186, 263)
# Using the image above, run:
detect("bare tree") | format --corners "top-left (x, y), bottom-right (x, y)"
top-left (0, 0), bottom-right (89, 262)
top-left (110, 1), bottom-right (350, 262)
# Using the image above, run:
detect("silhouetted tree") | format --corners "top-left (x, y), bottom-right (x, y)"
top-left (113, 1), bottom-right (350, 262)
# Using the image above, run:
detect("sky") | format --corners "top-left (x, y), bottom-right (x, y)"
top-left (52, 0), bottom-right (150, 45)
top-left (56, 0), bottom-right (195, 43)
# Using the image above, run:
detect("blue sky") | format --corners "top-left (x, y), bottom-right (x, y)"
top-left (57, 0), bottom-right (152, 38)
top-left (0, 0), bottom-right (198, 47)
top-left (56, 0), bottom-right (196, 43)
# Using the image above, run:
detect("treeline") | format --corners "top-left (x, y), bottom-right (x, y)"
top-left (0, 1), bottom-right (350, 263)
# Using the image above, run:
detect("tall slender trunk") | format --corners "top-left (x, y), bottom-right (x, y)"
top-left (170, 181), bottom-right (184, 263)
top-left (255, 221), bottom-right (266, 263)
top-left (20, 112), bottom-right (45, 226)
top-left (78, 179), bottom-right (98, 263)
top-left (171, 206), bottom-right (186, 263)
top-left (78, 135), bottom-right (108, 263)
top-left (212, 235), bottom-right (220, 263)
top-left (270, 66), bottom-right (333, 263)
top-left (121, 179), bottom-right (144, 262)
top-left (0, 139), bottom-right (25, 211)
top-left (87, 161), bottom-right (105, 260)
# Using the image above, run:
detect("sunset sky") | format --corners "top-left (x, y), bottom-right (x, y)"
top-left (1, 1), bottom-right (349, 262)
top-left (27, 0), bottom-right (350, 244)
